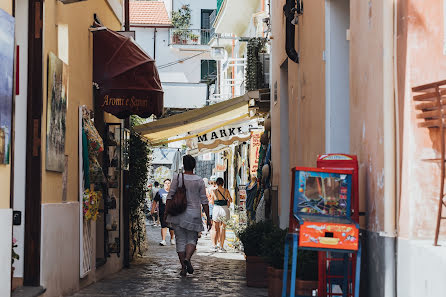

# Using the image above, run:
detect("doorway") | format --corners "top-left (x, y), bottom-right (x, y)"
top-left (279, 60), bottom-right (290, 229)
top-left (201, 9), bottom-right (213, 45)
top-left (325, 0), bottom-right (350, 153)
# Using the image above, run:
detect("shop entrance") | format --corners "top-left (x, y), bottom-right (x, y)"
top-left (325, 0), bottom-right (350, 153)
top-left (279, 60), bottom-right (290, 229)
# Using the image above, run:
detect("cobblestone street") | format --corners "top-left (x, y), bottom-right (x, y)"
top-left (71, 224), bottom-right (268, 297)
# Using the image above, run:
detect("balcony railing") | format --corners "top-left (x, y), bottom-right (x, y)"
top-left (168, 29), bottom-right (212, 46)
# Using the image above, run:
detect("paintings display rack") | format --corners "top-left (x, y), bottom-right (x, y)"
top-left (104, 123), bottom-right (122, 256)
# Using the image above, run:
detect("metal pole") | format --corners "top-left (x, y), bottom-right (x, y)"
top-left (124, 0), bottom-right (130, 31)
top-left (216, 60), bottom-right (221, 95)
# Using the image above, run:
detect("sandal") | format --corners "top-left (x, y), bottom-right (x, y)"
top-left (183, 259), bottom-right (194, 274)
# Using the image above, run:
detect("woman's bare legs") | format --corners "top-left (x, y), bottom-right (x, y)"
top-left (213, 221), bottom-right (221, 247)
top-left (219, 223), bottom-right (226, 249)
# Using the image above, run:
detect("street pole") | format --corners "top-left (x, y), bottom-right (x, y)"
top-left (124, 0), bottom-right (130, 31)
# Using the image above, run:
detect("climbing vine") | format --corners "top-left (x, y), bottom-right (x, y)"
top-left (245, 37), bottom-right (267, 91)
top-left (129, 115), bottom-right (150, 257)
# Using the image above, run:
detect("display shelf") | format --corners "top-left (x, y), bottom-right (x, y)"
top-left (103, 123), bottom-right (122, 257)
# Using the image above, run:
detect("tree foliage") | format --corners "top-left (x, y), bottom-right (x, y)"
top-left (172, 4), bottom-right (192, 29)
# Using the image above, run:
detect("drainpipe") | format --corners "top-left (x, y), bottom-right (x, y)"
top-left (153, 28), bottom-right (157, 60)
top-left (124, 0), bottom-right (130, 31)
top-left (382, 1), bottom-right (396, 297)
top-left (283, 0), bottom-right (301, 64)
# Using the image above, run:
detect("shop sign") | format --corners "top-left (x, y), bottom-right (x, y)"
top-left (188, 120), bottom-right (258, 152)
top-left (249, 130), bottom-right (262, 176)
top-left (215, 164), bottom-right (227, 172)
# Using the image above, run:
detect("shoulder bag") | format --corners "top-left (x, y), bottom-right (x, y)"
top-left (165, 173), bottom-right (187, 216)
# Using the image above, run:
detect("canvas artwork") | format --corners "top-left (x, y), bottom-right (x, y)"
top-left (46, 52), bottom-right (68, 172)
top-left (0, 9), bottom-right (15, 165)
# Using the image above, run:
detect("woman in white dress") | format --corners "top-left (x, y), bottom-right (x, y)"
top-left (210, 177), bottom-right (232, 252)
top-left (166, 155), bottom-right (212, 276)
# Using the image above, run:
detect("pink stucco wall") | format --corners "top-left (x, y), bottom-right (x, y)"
top-left (399, 0), bottom-right (446, 240)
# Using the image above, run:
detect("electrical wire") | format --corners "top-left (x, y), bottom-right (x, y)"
top-left (157, 51), bottom-right (207, 69)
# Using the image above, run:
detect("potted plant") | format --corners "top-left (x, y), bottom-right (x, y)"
top-left (261, 227), bottom-right (318, 297)
top-left (189, 32), bottom-right (199, 44)
top-left (237, 220), bottom-right (274, 287)
top-left (172, 30), bottom-right (182, 44)
top-left (171, 5), bottom-right (192, 45)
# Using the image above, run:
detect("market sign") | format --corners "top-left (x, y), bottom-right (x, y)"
top-left (249, 130), bottom-right (262, 176)
top-left (188, 120), bottom-right (258, 152)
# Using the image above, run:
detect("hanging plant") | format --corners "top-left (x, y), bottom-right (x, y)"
top-left (246, 38), bottom-right (267, 91)
top-left (129, 115), bottom-right (151, 256)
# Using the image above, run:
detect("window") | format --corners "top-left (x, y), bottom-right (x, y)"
top-left (201, 9), bottom-right (214, 44)
top-left (201, 60), bottom-right (217, 82)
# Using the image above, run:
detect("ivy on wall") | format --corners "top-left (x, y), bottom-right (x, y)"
top-left (245, 37), bottom-right (267, 92)
top-left (129, 116), bottom-right (150, 257)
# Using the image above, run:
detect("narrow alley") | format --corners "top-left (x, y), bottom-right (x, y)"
top-left (71, 224), bottom-right (268, 297)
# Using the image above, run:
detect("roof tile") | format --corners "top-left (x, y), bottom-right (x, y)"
top-left (130, 1), bottom-right (172, 26)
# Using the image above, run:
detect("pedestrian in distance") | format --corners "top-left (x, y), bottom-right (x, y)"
top-left (150, 181), bottom-right (160, 226)
top-left (208, 176), bottom-right (218, 246)
top-left (210, 177), bottom-right (232, 252)
top-left (151, 179), bottom-right (175, 246)
top-left (166, 155), bottom-right (212, 276)
top-left (202, 177), bottom-right (213, 236)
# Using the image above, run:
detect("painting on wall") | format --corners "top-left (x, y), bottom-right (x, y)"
top-left (46, 52), bottom-right (68, 172)
top-left (0, 9), bottom-right (15, 165)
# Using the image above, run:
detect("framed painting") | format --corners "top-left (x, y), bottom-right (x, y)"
top-left (46, 52), bottom-right (68, 172)
top-left (0, 9), bottom-right (15, 164)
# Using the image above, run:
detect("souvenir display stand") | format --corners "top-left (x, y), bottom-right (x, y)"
top-left (104, 123), bottom-right (122, 256)
top-left (282, 167), bottom-right (361, 297)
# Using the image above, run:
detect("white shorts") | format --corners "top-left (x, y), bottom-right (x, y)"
top-left (213, 205), bottom-right (230, 222)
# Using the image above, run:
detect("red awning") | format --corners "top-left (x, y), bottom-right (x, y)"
top-left (92, 27), bottom-right (163, 119)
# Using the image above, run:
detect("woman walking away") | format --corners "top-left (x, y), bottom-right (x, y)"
top-left (211, 177), bottom-right (232, 252)
top-left (166, 155), bottom-right (212, 276)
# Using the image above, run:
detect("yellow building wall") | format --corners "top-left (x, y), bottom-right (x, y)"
top-left (42, 0), bottom-right (122, 204)
top-left (271, 0), bottom-right (387, 232)
top-left (271, 0), bottom-right (325, 215)
top-left (350, 1), bottom-right (385, 233)
top-left (0, 0), bottom-right (12, 14)
top-left (0, 0), bottom-right (12, 209)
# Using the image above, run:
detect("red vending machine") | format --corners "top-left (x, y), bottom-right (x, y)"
top-left (317, 154), bottom-right (360, 297)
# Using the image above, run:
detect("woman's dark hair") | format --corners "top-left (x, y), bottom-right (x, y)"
top-left (183, 154), bottom-right (196, 171)
top-left (216, 177), bottom-right (224, 186)
top-left (154, 181), bottom-right (160, 187)
top-left (164, 179), bottom-right (171, 183)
